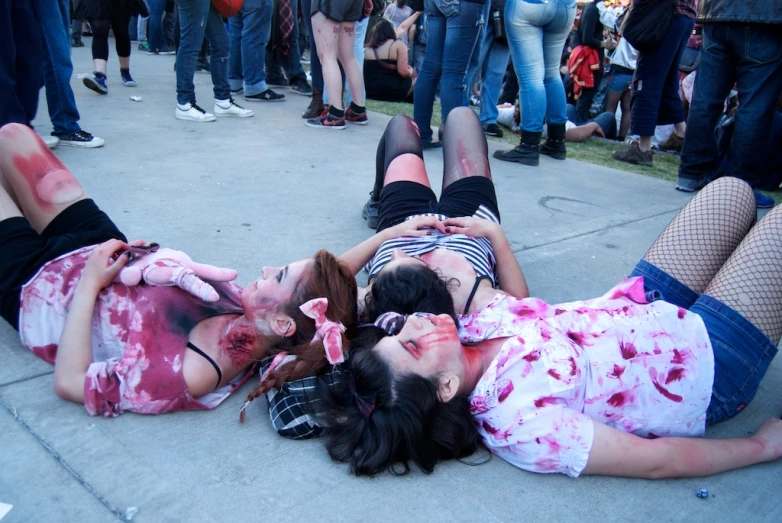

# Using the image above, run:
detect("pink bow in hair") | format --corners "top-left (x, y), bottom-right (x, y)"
top-left (299, 298), bottom-right (346, 365)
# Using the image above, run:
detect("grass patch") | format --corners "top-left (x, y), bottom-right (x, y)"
top-left (366, 99), bottom-right (780, 204)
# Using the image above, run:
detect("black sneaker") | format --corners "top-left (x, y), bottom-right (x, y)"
top-left (290, 77), bottom-right (313, 96)
top-left (196, 60), bottom-right (211, 74)
top-left (265, 74), bottom-right (288, 87)
top-left (71, 38), bottom-right (84, 48)
top-left (57, 130), bottom-right (105, 148)
top-left (362, 195), bottom-right (380, 229)
top-left (147, 46), bottom-right (176, 55)
top-left (483, 123), bottom-right (504, 137)
top-left (244, 89), bottom-right (285, 102)
top-left (83, 72), bottom-right (108, 94)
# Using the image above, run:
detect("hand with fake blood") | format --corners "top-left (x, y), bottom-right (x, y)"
top-left (114, 246), bottom-right (238, 302)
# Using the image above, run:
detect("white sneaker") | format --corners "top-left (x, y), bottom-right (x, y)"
top-left (175, 101), bottom-right (216, 122)
top-left (38, 133), bottom-right (60, 149)
top-left (214, 98), bottom-right (254, 118)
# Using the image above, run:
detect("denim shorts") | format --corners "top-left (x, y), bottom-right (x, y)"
top-left (630, 260), bottom-right (778, 425)
top-left (607, 72), bottom-right (633, 93)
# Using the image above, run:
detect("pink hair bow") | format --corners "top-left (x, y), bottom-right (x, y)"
top-left (299, 298), bottom-right (346, 365)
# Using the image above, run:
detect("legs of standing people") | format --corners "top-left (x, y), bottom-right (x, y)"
top-left (301, 0), bottom-right (325, 118)
top-left (439, 1), bottom-right (484, 128)
top-left (236, 0), bottom-right (279, 99)
top-left (497, 0), bottom-right (574, 165)
top-left (413, 0), bottom-right (446, 145)
top-left (36, 0), bottom-right (104, 147)
top-left (176, 0), bottom-right (216, 119)
top-left (338, 21), bottom-right (367, 122)
top-left (613, 15), bottom-right (693, 166)
top-left (147, 0), bottom-right (168, 52)
top-left (575, 65), bottom-right (602, 123)
top-left (109, 0), bottom-right (134, 85)
top-left (466, 1), bottom-right (491, 96)
top-left (265, 0), bottom-right (311, 93)
top-left (604, 70), bottom-right (632, 140)
top-left (307, 12), bottom-right (349, 127)
top-left (137, 10), bottom-right (148, 48)
top-left (477, 34), bottom-right (511, 130)
top-left (344, 16), bottom-right (367, 107)
top-left (71, 2), bottom-right (84, 46)
top-left (0, 0), bottom-right (42, 128)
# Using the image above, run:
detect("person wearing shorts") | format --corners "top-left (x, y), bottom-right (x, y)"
top-left (604, 37), bottom-right (638, 142)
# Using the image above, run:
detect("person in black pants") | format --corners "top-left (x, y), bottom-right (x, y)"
top-left (0, 0), bottom-right (42, 132)
top-left (574, 0), bottom-right (614, 123)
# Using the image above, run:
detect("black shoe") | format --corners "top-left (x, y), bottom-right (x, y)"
top-left (244, 89), bottom-right (285, 102)
top-left (494, 131), bottom-right (541, 166)
top-left (265, 74), bottom-right (288, 87)
top-left (483, 123), bottom-right (504, 137)
top-left (57, 130), bottom-right (105, 148)
top-left (290, 77), bottom-right (313, 96)
top-left (71, 38), bottom-right (84, 48)
top-left (195, 60), bottom-right (211, 74)
top-left (362, 195), bottom-right (380, 229)
top-left (540, 123), bottom-right (567, 160)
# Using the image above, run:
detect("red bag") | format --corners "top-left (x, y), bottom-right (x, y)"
top-left (211, 0), bottom-right (243, 18)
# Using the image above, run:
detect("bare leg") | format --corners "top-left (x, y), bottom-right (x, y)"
top-left (312, 13), bottom-right (343, 110)
top-left (704, 205), bottom-right (782, 342)
top-left (0, 123), bottom-right (88, 232)
top-left (619, 90), bottom-right (631, 141)
top-left (641, 177), bottom-right (756, 295)
top-left (442, 107), bottom-right (491, 191)
top-left (337, 21), bottom-right (364, 107)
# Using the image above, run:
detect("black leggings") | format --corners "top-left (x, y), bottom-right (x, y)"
top-left (90, 0), bottom-right (131, 61)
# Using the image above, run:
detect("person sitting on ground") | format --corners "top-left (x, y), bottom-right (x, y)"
top-left (0, 123), bottom-right (357, 417)
top-left (363, 19), bottom-right (415, 103)
top-left (322, 176), bottom-right (782, 479)
top-left (497, 101), bottom-right (617, 142)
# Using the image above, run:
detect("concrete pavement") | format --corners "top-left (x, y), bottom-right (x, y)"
top-left (1, 45), bottom-right (781, 523)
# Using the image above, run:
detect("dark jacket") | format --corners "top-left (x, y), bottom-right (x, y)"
top-left (578, 1), bottom-right (604, 60)
top-left (699, 0), bottom-right (782, 24)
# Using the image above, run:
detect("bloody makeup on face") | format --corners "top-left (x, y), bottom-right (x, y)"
top-left (373, 313), bottom-right (463, 378)
top-left (241, 259), bottom-right (313, 320)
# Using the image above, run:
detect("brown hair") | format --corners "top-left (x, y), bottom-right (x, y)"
top-left (240, 250), bottom-right (357, 420)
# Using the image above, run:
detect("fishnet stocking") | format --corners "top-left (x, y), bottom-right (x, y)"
top-left (704, 205), bottom-right (782, 343)
top-left (643, 177), bottom-right (756, 294)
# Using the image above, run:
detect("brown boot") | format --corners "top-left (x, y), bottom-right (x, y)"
top-left (302, 87), bottom-right (324, 119)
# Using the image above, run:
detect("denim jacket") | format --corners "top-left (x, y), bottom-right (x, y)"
top-left (699, 0), bottom-right (782, 24)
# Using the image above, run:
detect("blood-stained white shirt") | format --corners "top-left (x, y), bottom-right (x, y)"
top-left (18, 246), bottom-right (252, 417)
top-left (459, 277), bottom-right (714, 477)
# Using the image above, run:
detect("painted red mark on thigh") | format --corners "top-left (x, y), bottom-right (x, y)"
top-left (343, 26), bottom-right (355, 36)
top-left (12, 150), bottom-right (83, 211)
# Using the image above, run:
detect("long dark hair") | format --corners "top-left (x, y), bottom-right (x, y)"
top-left (365, 264), bottom-right (458, 324)
top-left (367, 19), bottom-right (398, 51)
top-left (320, 326), bottom-right (480, 476)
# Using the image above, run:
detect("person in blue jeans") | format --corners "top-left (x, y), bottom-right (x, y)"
top-left (0, 0), bottom-right (42, 131)
top-left (466, 0), bottom-right (510, 138)
top-left (229, 0), bottom-right (286, 104)
top-left (176, 0), bottom-right (253, 121)
top-left (264, 0), bottom-right (314, 97)
top-left (494, 0), bottom-right (575, 166)
top-left (301, 0), bottom-right (326, 119)
top-left (413, 0), bottom-right (487, 148)
top-left (612, 2), bottom-right (696, 168)
top-left (33, 0), bottom-right (104, 148)
top-left (676, 0), bottom-right (782, 210)
top-left (146, 0), bottom-right (175, 54)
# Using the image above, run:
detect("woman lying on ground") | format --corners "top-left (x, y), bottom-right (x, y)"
top-left (251, 108), bottom-right (530, 436)
top-left (322, 176), bottom-right (782, 478)
top-left (0, 123), bottom-right (357, 417)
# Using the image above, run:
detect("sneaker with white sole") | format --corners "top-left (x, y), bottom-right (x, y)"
top-left (214, 98), bottom-right (254, 118)
top-left (38, 133), bottom-right (59, 149)
top-left (175, 101), bottom-right (216, 122)
top-left (57, 130), bottom-right (105, 148)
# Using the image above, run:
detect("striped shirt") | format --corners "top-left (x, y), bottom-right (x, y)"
top-left (365, 205), bottom-right (500, 285)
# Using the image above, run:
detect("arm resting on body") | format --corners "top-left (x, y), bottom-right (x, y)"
top-left (583, 420), bottom-right (782, 479)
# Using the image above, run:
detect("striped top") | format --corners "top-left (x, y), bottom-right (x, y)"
top-left (365, 205), bottom-right (500, 285)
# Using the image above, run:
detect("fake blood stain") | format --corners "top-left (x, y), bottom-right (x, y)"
top-left (619, 340), bottom-right (637, 360)
top-left (220, 323), bottom-right (257, 368)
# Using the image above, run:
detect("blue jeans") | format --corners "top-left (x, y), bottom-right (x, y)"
top-left (176, 0), bottom-right (230, 104)
top-left (629, 260), bottom-right (778, 426)
top-left (505, 0), bottom-right (575, 133)
top-left (629, 15), bottom-right (693, 137)
top-left (470, 20), bottom-right (511, 126)
top-left (322, 17), bottom-right (368, 107)
top-left (264, 0), bottom-right (306, 84)
top-left (147, 0), bottom-right (167, 51)
top-left (413, 0), bottom-right (486, 143)
top-left (228, 0), bottom-right (273, 95)
top-left (34, 0), bottom-right (83, 136)
top-left (0, 0), bottom-right (42, 127)
top-left (678, 23), bottom-right (782, 190)
top-left (300, 0), bottom-right (323, 89)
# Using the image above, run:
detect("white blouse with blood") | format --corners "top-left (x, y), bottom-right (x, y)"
top-left (459, 277), bottom-right (715, 477)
